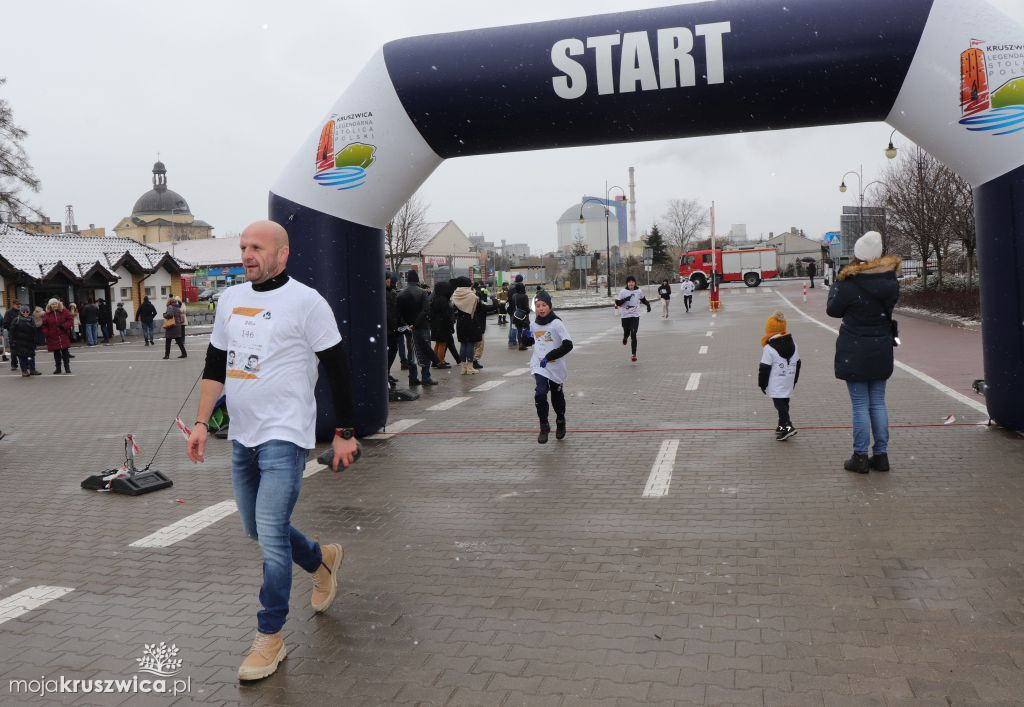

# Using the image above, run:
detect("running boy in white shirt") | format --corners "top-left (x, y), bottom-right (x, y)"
top-left (521, 291), bottom-right (573, 444)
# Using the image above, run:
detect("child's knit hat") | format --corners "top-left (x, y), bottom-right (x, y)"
top-left (761, 310), bottom-right (787, 347)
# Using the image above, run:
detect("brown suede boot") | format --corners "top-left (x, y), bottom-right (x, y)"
top-left (237, 631), bottom-right (286, 681)
top-left (311, 543), bottom-right (344, 613)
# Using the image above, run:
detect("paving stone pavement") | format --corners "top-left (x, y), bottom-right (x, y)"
top-left (1, 281), bottom-right (1022, 706)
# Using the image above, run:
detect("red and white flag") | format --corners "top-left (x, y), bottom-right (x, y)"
top-left (125, 434), bottom-right (141, 457)
top-left (175, 417), bottom-right (192, 441)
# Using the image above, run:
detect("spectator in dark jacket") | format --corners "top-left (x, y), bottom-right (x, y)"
top-left (395, 270), bottom-right (437, 386)
top-left (826, 231), bottom-right (901, 474)
top-left (136, 296), bottom-right (158, 346)
top-left (113, 303), bottom-right (129, 342)
top-left (507, 281), bottom-right (531, 350)
top-left (98, 298), bottom-right (113, 344)
top-left (385, 272), bottom-right (400, 385)
top-left (81, 299), bottom-right (100, 346)
top-left (162, 298), bottom-right (187, 359)
top-left (10, 305), bottom-right (40, 376)
top-left (429, 281), bottom-right (459, 368)
top-left (3, 299), bottom-right (20, 370)
top-left (806, 260), bottom-right (818, 289)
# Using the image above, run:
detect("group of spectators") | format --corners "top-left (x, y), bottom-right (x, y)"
top-left (385, 272), bottom-right (536, 387)
top-left (0, 294), bottom-right (190, 375)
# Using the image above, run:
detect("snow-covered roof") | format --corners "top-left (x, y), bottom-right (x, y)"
top-left (0, 224), bottom-right (194, 283)
top-left (149, 235), bottom-right (241, 266)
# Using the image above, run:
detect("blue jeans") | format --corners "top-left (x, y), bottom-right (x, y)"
top-left (231, 440), bottom-right (322, 635)
top-left (17, 354), bottom-right (35, 372)
top-left (459, 340), bottom-right (475, 363)
top-left (85, 323), bottom-right (98, 346)
top-left (846, 380), bottom-right (889, 455)
top-left (508, 324), bottom-right (519, 344)
top-left (141, 321), bottom-right (155, 343)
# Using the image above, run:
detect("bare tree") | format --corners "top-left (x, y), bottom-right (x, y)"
top-left (385, 195), bottom-right (431, 275)
top-left (660, 198), bottom-right (708, 256)
top-left (881, 146), bottom-right (953, 289)
top-left (947, 170), bottom-right (977, 286)
top-left (0, 77), bottom-right (41, 222)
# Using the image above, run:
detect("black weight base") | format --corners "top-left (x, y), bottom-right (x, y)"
top-left (390, 388), bottom-right (419, 402)
top-left (81, 470), bottom-right (173, 495)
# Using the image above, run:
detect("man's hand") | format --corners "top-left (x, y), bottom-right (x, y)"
top-left (539, 357), bottom-right (548, 368)
top-left (331, 435), bottom-right (358, 472)
top-left (187, 425), bottom-right (209, 463)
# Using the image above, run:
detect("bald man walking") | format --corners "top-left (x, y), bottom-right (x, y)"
top-left (187, 220), bottom-right (359, 681)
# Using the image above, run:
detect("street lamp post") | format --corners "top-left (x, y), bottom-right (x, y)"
top-left (608, 185), bottom-right (627, 292)
top-left (579, 197), bottom-right (612, 297)
top-left (838, 166), bottom-right (885, 265)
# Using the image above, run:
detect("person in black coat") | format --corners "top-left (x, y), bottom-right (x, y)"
top-left (806, 260), bottom-right (817, 288)
top-left (429, 280), bottom-right (459, 368)
top-left (384, 272), bottom-right (401, 385)
top-left (98, 298), bottom-right (113, 344)
top-left (507, 282), bottom-right (531, 350)
top-left (395, 270), bottom-right (437, 386)
top-left (136, 296), bottom-right (158, 346)
top-left (826, 231), bottom-right (900, 474)
top-left (9, 305), bottom-right (40, 376)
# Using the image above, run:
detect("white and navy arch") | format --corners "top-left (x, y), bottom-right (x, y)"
top-left (269, 0), bottom-right (1024, 438)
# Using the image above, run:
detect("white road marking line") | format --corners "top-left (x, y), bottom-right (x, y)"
top-left (427, 396), bottom-right (471, 411)
top-left (129, 500), bottom-right (238, 549)
top-left (504, 367), bottom-right (531, 377)
top-left (303, 456), bottom-right (325, 478)
top-left (699, 346), bottom-right (709, 355)
top-left (705, 331), bottom-right (714, 337)
top-left (775, 291), bottom-right (988, 415)
top-left (366, 418), bottom-right (424, 440)
top-left (471, 380), bottom-right (506, 392)
top-left (685, 373), bottom-right (702, 391)
top-left (712, 314), bottom-right (717, 318)
top-left (642, 440), bottom-right (680, 498)
top-left (0, 586), bottom-right (76, 624)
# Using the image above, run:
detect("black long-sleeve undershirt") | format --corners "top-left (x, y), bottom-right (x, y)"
top-left (545, 339), bottom-right (573, 362)
top-left (202, 340), bottom-right (355, 428)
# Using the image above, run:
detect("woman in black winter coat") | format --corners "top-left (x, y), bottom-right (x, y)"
top-left (826, 231), bottom-right (900, 474)
top-left (10, 306), bottom-right (40, 376)
top-left (429, 281), bottom-right (459, 368)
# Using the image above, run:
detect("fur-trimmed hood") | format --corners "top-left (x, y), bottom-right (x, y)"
top-left (837, 255), bottom-right (901, 281)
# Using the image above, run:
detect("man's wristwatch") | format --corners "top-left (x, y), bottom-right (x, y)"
top-left (335, 427), bottom-right (355, 440)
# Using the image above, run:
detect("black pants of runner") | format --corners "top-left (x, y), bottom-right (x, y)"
top-left (165, 336), bottom-right (186, 357)
top-left (772, 397), bottom-right (792, 427)
top-left (683, 295), bottom-right (693, 311)
top-left (534, 374), bottom-right (566, 424)
top-left (52, 348), bottom-right (71, 373)
top-left (621, 317), bottom-right (640, 355)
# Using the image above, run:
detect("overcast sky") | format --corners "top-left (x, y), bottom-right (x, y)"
top-left (4, 0), bottom-right (1022, 253)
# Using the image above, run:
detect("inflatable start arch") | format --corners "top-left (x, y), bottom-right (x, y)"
top-left (268, 0), bottom-right (1024, 438)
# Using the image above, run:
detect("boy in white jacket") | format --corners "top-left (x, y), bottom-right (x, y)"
top-left (521, 291), bottom-right (574, 444)
top-left (758, 311), bottom-right (801, 441)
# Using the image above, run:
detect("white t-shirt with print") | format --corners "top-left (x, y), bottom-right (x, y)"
top-left (528, 317), bottom-right (572, 385)
top-left (680, 280), bottom-right (695, 296)
top-left (616, 288), bottom-right (646, 318)
top-left (210, 278), bottom-right (341, 449)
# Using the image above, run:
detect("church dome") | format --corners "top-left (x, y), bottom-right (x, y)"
top-left (132, 160), bottom-right (192, 216)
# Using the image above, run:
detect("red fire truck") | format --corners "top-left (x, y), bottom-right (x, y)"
top-left (679, 247), bottom-right (780, 288)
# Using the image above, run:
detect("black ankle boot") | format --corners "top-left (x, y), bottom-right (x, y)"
top-left (868, 453), bottom-right (890, 471)
top-left (538, 422), bottom-right (550, 444)
top-left (844, 453), bottom-right (869, 474)
top-left (555, 416), bottom-right (566, 440)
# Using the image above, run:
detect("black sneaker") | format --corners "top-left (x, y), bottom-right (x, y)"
top-left (421, 379), bottom-right (438, 386)
top-left (555, 416), bottom-right (566, 440)
top-left (538, 423), bottom-right (550, 444)
top-left (844, 453), bottom-right (870, 474)
top-left (776, 425), bottom-right (797, 441)
top-left (868, 453), bottom-right (890, 472)
top-left (472, 361), bottom-right (482, 369)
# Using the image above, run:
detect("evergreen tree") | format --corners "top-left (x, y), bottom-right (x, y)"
top-left (643, 224), bottom-right (671, 265)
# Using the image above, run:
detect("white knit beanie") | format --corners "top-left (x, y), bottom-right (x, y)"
top-left (853, 231), bottom-right (883, 262)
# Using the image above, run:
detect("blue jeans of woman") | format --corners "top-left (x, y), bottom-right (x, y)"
top-left (846, 380), bottom-right (889, 455)
top-left (231, 440), bottom-right (323, 635)
top-left (459, 340), bottom-right (475, 363)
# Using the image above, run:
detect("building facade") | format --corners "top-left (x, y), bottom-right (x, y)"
top-left (839, 206), bottom-right (886, 258)
top-left (556, 202), bottom-right (620, 254)
top-left (113, 161), bottom-right (214, 244)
